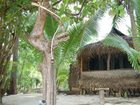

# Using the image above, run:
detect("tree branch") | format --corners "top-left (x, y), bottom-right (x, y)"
top-left (50, 26), bottom-right (60, 60)
top-left (28, 37), bottom-right (47, 51)
top-left (73, 0), bottom-right (86, 16)
top-left (53, 32), bottom-right (69, 47)
top-left (52, 0), bottom-right (62, 6)
top-left (31, 1), bottom-right (49, 38)
top-left (52, 0), bottom-right (86, 16)
top-left (31, 2), bottom-right (61, 24)
top-left (55, 32), bottom-right (69, 40)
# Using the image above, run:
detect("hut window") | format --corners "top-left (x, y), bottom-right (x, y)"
top-left (110, 53), bottom-right (132, 69)
top-left (87, 53), bottom-right (132, 71)
top-left (88, 55), bottom-right (107, 71)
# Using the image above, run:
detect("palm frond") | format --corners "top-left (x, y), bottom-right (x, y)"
top-left (80, 8), bottom-right (105, 46)
top-left (103, 34), bottom-right (140, 70)
top-left (134, 0), bottom-right (140, 36)
top-left (55, 8), bottom-right (107, 72)
top-left (56, 69), bottom-right (68, 88)
top-left (54, 22), bottom-right (85, 70)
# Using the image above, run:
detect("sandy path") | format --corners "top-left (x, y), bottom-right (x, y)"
top-left (2, 93), bottom-right (140, 105)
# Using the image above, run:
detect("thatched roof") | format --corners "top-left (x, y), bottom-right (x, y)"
top-left (77, 35), bottom-right (133, 61)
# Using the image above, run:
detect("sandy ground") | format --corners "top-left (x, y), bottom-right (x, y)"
top-left (2, 93), bottom-right (140, 105)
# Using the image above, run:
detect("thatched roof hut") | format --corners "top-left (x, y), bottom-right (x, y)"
top-left (77, 35), bottom-right (133, 71)
top-left (77, 35), bottom-right (133, 61)
top-left (69, 30), bottom-right (140, 95)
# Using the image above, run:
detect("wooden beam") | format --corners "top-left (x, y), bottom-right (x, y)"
top-left (107, 53), bottom-right (111, 70)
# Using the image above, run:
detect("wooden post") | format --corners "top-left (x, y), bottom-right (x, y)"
top-left (80, 58), bottom-right (83, 73)
top-left (99, 89), bottom-right (105, 105)
top-left (95, 88), bottom-right (109, 105)
top-left (107, 53), bottom-right (111, 70)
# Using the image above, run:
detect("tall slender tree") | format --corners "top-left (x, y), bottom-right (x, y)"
top-left (9, 36), bottom-right (18, 94)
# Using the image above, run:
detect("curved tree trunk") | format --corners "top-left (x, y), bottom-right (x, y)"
top-left (29, 0), bottom-right (57, 105)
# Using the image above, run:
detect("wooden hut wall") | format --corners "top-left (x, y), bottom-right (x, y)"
top-left (79, 57), bottom-right (91, 72)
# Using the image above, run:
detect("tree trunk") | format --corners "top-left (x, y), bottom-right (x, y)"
top-left (0, 93), bottom-right (2, 105)
top-left (42, 72), bottom-right (47, 99)
top-left (45, 52), bottom-right (56, 105)
top-left (9, 37), bottom-right (18, 94)
top-left (39, 59), bottom-right (47, 99)
top-left (29, 0), bottom-right (57, 104)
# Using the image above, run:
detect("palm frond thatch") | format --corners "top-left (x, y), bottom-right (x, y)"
top-left (77, 34), bottom-right (132, 60)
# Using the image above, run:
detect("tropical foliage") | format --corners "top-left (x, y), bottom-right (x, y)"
top-left (0, 0), bottom-right (140, 104)
top-left (17, 39), bottom-right (42, 92)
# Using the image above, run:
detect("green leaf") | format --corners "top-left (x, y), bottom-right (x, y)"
top-left (118, 5), bottom-right (124, 11)
top-left (118, 5), bottom-right (125, 16)
top-left (93, 0), bottom-right (96, 3)
top-left (44, 15), bottom-right (58, 39)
